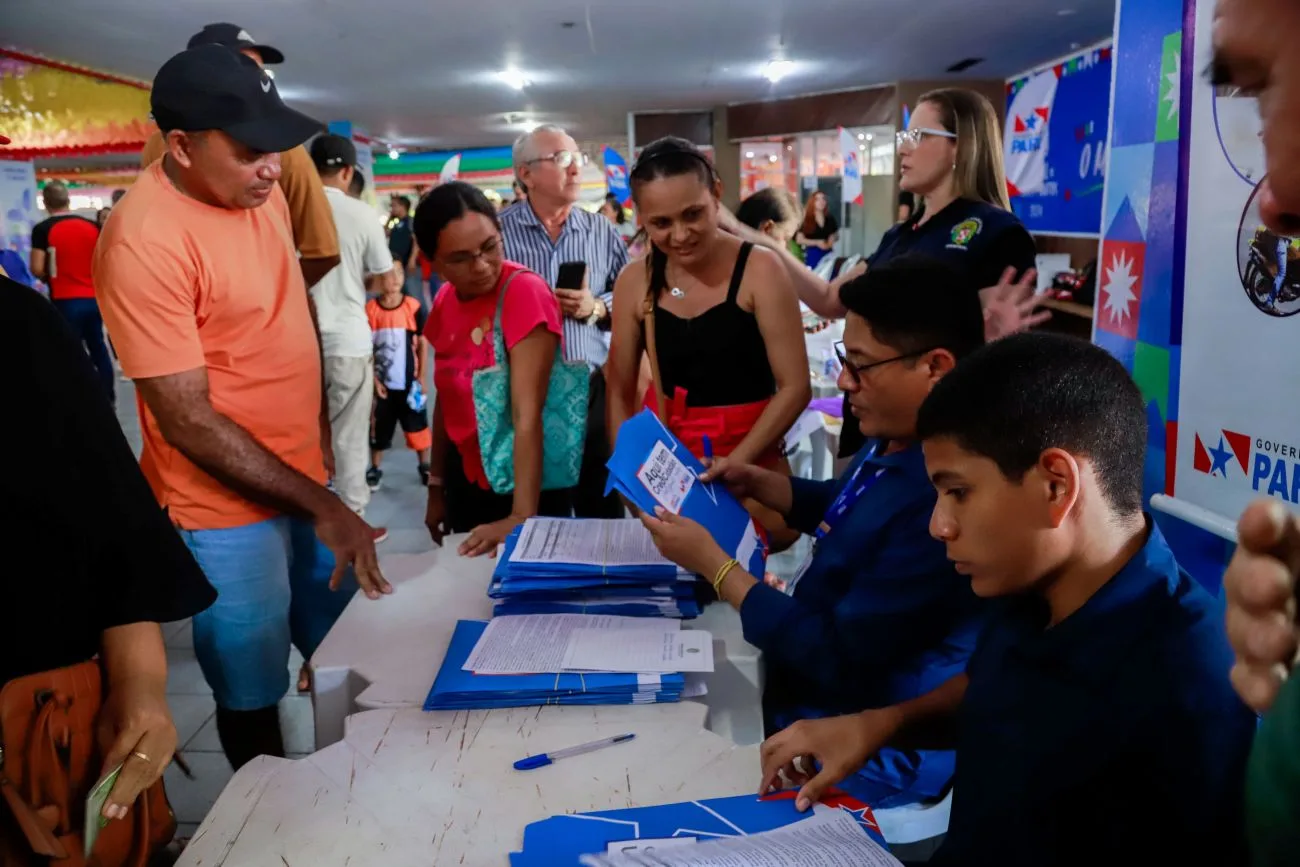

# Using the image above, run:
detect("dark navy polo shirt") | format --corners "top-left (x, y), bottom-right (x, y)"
top-left (742, 441), bottom-right (984, 805)
top-left (839, 199), bottom-right (1037, 457)
top-left (932, 520), bottom-right (1257, 866)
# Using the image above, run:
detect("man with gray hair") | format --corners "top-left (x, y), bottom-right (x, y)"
top-left (499, 125), bottom-right (630, 518)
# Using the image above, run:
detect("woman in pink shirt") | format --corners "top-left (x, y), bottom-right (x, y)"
top-left (415, 182), bottom-right (571, 556)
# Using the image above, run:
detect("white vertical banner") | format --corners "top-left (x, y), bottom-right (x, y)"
top-left (1175, 0), bottom-right (1300, 522)
top-left (0, 160), bottom-right (38, 282)
top-left (440, 153), bottom-right (462, 185)
top-left (1003, 69), bottom-right (1059, 196)
top-left (838, 127), bottom-right (862, 206)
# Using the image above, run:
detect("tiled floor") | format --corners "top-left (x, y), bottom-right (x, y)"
top-left (114, 378), bottom-right (435, 836)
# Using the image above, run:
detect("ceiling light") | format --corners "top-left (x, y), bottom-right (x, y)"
top-left (497, 69), bottom-right (531, 90)
top-left (769, 154), bottom-right (779, 163)
top-left (865, 134), bottom-right (873, 141)
top-left (763, 60), bottom-right (794, 84)
top-left (745, 151), bottom-right (755, 159)
top-left (786, 145), bottom-right (793, 151)
top-left (388, 148), bottom-right (399, 160)
top-left (857, 133), bottom-right (865, 140)
top-left (859, 145), bottom-right (866, 151)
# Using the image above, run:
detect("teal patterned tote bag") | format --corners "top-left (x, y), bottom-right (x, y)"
top-left (472, 270), bottom-right (590, 494)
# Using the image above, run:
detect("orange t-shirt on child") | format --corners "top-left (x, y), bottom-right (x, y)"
top-left (93, 161), bottom-right (325, 530)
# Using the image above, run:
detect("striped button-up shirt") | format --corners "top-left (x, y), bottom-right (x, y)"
top-left (499, 201), bottom-right (630, 367)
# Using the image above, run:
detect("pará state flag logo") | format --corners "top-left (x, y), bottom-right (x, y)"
top-left (1194, 427), bottom-right (1300, 504)
top-left (1004, 68), bottom-right (1058, 197)
top-left (1193, 429), bottom-right (1251, 477)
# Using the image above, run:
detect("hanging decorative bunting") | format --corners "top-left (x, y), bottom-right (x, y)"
top-left (0, 49), bottom-right (153, 160)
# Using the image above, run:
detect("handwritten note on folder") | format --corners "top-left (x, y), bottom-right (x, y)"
top-left (607, 410), bottom-right (766, 577)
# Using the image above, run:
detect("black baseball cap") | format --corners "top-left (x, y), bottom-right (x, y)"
top-left (310, 134), bottom-right (358, 170)
top-left (151, 45), bottom-right (322, 154)
top-left (187, 23), bottom-right (285, 65)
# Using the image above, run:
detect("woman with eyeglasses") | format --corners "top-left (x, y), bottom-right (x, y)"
top-left (724, 89), bottom-right (1043, 461)
top-left (796, 190), bottom-right (839, 270)
top-left (414, 182), bottom-right (572, 557)
top-left (606, 137), bottom-right (810, 548)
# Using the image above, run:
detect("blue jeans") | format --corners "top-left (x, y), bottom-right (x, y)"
top-left (53, 297), bottom-right (114, 403)
top-left (178, 517), bottom-right (357, 710)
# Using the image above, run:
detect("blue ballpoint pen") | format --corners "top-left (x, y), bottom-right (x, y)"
top-left (514, 733), bottom-right (636, 771)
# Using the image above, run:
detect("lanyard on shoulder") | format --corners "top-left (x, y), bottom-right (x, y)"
top-left (814, 442), bottom-right (888, 541)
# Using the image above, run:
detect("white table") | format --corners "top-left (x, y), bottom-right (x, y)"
top-left (310, 535), bottom-right (766, 751)
top-left (187, 537), bottom-right (950, 865)
top-left (179, 703), bottom-right (760, 867)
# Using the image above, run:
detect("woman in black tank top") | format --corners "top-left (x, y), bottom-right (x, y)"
top-left (606, 138), bottom-right (810, 544)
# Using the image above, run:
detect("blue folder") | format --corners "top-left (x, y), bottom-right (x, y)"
top-left (605, 410), bottom-right (767, 577)
top-left (424, 620), bottom-right (687, 711)
top-left (490, 522), bottom-right (704, 620)
top-left (509, 790), bottom-right (890, 865)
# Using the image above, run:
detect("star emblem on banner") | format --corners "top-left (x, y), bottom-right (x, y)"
top-left (1102, 249), bottom-right (1139, 323)
top-left (1163, 53), bottom-right (1181, 121)
top-left (1208, 436), bottom-right (1233, 477)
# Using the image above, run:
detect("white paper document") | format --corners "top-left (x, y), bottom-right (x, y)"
top-left (636, 441), bottom-right (696, 514)
top-left (462, 614), bottom-right (679, 674)
top-left (509, 517), bottom-right (677, 568)
top-left (562, 628), bottom-right (715, 674)
top-left (580, 809), bottom-right (901, 866)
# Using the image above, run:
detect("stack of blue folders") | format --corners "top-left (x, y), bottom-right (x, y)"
top-left (423, 619), bottom-right (686, 711)
top-left (489, 520), bottom-right (703, 619)
top-left (508, 791), bottom-right (892, 865)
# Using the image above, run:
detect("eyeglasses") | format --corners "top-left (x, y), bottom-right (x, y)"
top-left (528, 150), bottom-right (583, 169)
top-left (442, 236), bottom-right (503, 268)
top-left (895, 128), bottom-right (958, 149)
top-left (835, 341), bottom-right (937, 381)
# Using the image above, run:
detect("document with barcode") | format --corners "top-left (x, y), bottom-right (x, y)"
top-left (579, 809), bottom-right (901, 866)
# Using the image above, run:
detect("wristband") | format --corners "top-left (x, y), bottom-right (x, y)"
top-left (712, 558), bottom-right (740, 596)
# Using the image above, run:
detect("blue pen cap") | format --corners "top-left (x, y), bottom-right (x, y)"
top-left (513, 754), bottom-right (553, 771)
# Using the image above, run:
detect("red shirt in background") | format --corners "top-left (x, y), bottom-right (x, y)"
top-left (424, 261), bottom-right (562, 489)
top-left (31, 213), bottom-right (99, 300)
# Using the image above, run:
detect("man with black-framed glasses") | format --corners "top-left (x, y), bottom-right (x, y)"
top-left (639, 254), bottom-right (987, 811)
top-left (500, 124), bottom-right (630, 518)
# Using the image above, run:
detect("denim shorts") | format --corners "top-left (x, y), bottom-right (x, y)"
top-left (178, 516), bottom-right (356, 710)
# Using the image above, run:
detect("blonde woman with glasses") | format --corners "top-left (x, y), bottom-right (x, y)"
top-left (726, 88), bottom-right (1046, 459)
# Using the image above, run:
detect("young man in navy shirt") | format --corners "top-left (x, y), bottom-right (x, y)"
top-left (760, 333), bottom-right (1256, 864)
top-left (641, 256), bottom-right (986, 808)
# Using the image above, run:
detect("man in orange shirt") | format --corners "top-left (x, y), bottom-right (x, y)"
top-left (95, 45), bottom-right (391, 771)
top-left (138, 23), bottom-right (340, 291)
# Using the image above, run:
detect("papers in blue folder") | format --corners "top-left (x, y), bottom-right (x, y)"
top-left (490, 518), bottom-right (703, 619)
top-left (606, 410), bottom-right (766, 577)
top-left (424, 620), bottom-right (686, 711)
top-left (508, 790), bottom-right (895, 866)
